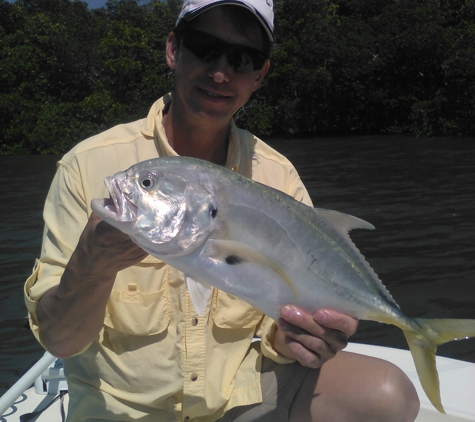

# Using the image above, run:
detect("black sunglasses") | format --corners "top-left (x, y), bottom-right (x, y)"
top-left (180, 28), bottom-right (268, 73)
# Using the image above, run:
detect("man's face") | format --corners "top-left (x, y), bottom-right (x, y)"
top-left (166, 7), bottom-right (270, 127)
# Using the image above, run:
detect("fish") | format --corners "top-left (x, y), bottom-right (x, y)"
top-left (91, 156), bottom-right (475, 413)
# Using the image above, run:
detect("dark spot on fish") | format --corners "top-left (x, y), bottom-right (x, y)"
top-left (210, 207), bottom-right (217, 219)
top-left (225, 255), bottom-right (242, 265)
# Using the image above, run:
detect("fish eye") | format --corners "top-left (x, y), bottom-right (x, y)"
top-left (140, 177), bottom-right (154, 190)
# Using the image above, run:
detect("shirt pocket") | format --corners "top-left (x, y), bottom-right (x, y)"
top-left (212, 291), bottom-right (264, 329)
top-left (104, 282), bottom-right (170, 336)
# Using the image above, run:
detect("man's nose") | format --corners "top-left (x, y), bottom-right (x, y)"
top-left (207, 53), bottom-right (232, 83)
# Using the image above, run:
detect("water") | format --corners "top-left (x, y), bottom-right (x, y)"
top-left (272, 135), bottom-right (475, 358)
top-left (0, 155), bottom-right (59, 394)
top-left (1, 136), bottom-right (474, 394)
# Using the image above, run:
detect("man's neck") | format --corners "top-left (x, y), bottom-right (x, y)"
top-left (163, 102), bottom-right (230, 166)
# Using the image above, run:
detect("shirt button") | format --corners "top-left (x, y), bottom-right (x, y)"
top-left (190, 373), bottom-right (198, 381)
top-left (191, 317), bottom-right (198, 326)
top-left (231, 165), bottom-right (238, 171)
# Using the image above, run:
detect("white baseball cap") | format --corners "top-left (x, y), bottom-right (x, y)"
top-left (176, 0), bottom-right (275, 42)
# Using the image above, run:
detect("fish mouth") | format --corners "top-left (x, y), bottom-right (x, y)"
top-left (91, 177), bottom-right (138, 222)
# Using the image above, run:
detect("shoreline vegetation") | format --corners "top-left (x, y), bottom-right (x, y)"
top-left (1, 0), bottom-right (474, 155)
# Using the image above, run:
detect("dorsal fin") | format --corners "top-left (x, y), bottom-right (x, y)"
top-left (315, 208), bottom-right (375, 238)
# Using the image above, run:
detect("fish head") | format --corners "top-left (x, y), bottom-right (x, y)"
top-left (91, 159), bottom-right (218, 258)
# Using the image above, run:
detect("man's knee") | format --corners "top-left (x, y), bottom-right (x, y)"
top-left (289, 352), bottom-right (420, 422)
top-left (345, 357), bottom-right (420, 422)
top-left (376, 362), bottom-right (420, 422)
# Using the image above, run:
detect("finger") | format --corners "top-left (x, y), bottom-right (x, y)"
top-left (91, 214), bottom-right (131, 245)
top-left (278, 306), bottom-right (339, 363)
top-left (280, 305), bottom-right (324, 337)
top-left (310, 309), bottom-right (357, 354)
top-left (313, 309), bottom-right (358, 337)
top-left (118, 250), bottom-right (149, 270)
top-left (279, 306), bottom-right (351, 355)
top-left (78, 214), bottom-right (148, 273)
top-left (283, 334), bottom-right (325, 369)
top-left (277, 317), bottom-right (336, 363)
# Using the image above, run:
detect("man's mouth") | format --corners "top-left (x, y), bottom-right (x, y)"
top-left (201, 88), bottom-right (229, 99)
top-left (206, 91), bottom-right (223, 98)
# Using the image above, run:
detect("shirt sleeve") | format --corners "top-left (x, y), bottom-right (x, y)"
top-left (24, 156), bottom-right (91, 353)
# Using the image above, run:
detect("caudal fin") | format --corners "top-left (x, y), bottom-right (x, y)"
top-left (403, 318), bottom-right (475, 413)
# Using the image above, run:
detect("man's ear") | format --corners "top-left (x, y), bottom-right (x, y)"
top-left (253, 60), bottom-right (270, 91)
top-left (166, 32), bottom-right (178, 70)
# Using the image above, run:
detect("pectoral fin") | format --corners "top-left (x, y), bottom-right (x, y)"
top-left (185, 275), bottom-right (213, 316)
top-left (206, 239), bottom-right (298, 298)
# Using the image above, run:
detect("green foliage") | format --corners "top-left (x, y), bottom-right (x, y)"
top-left (0, 0), bottom-right (179, 154)
top-left (0, 0), bottom-right (474, 154)
top-left (262, 0), bottom-right (475, 136)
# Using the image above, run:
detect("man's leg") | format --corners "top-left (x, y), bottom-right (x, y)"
top-left (217, 357), bottom-right (310, 422)
top-left (289, 351), bottom-right (420, 422)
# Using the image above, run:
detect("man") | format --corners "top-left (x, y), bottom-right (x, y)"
top-left (24, 0), bottom-right (420, 421)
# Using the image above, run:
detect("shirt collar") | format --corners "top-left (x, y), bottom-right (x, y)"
top-left (141, 93), bottom-right (247, 176)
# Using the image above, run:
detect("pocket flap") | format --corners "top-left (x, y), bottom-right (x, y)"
top-left (105, 284), bottom-right (170, 335)
top-left (213, 291), bottom-right (263, 329)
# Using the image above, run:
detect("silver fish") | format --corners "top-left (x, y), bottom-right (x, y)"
top-left (91, 156), bottom-right (475, 413)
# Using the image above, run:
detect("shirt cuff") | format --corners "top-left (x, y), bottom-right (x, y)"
top-left (259, 316), bottom-right (295, 365)
top-left (24, 260), bottom-right (90, 357)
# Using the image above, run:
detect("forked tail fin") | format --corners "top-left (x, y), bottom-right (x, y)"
top-left (403, 318), bottom-right (475, 413)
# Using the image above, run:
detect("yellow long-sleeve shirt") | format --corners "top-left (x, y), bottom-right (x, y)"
top-left (24, 94), bottom-right (312, 421)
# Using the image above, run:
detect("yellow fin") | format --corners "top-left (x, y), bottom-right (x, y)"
top-left (403, 317), bottom-right (475, 413)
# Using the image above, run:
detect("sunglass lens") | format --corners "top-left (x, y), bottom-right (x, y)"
top-left (228, 48), bottom-right (254, 73)
top-left (182, 34), bottom-right (218, 61)
top-left (181, 29), bottom-right (267, 73)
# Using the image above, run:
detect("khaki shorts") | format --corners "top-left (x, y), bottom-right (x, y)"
top-left (217, 357), bottom-right (311, 422)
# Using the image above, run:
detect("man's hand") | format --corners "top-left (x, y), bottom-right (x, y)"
top-left (37, 214), bottom-right (148, 358)
top-left (73, 213), bottom-right (148, 278)
top-left (273, 306), bottom-right (358, 368)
